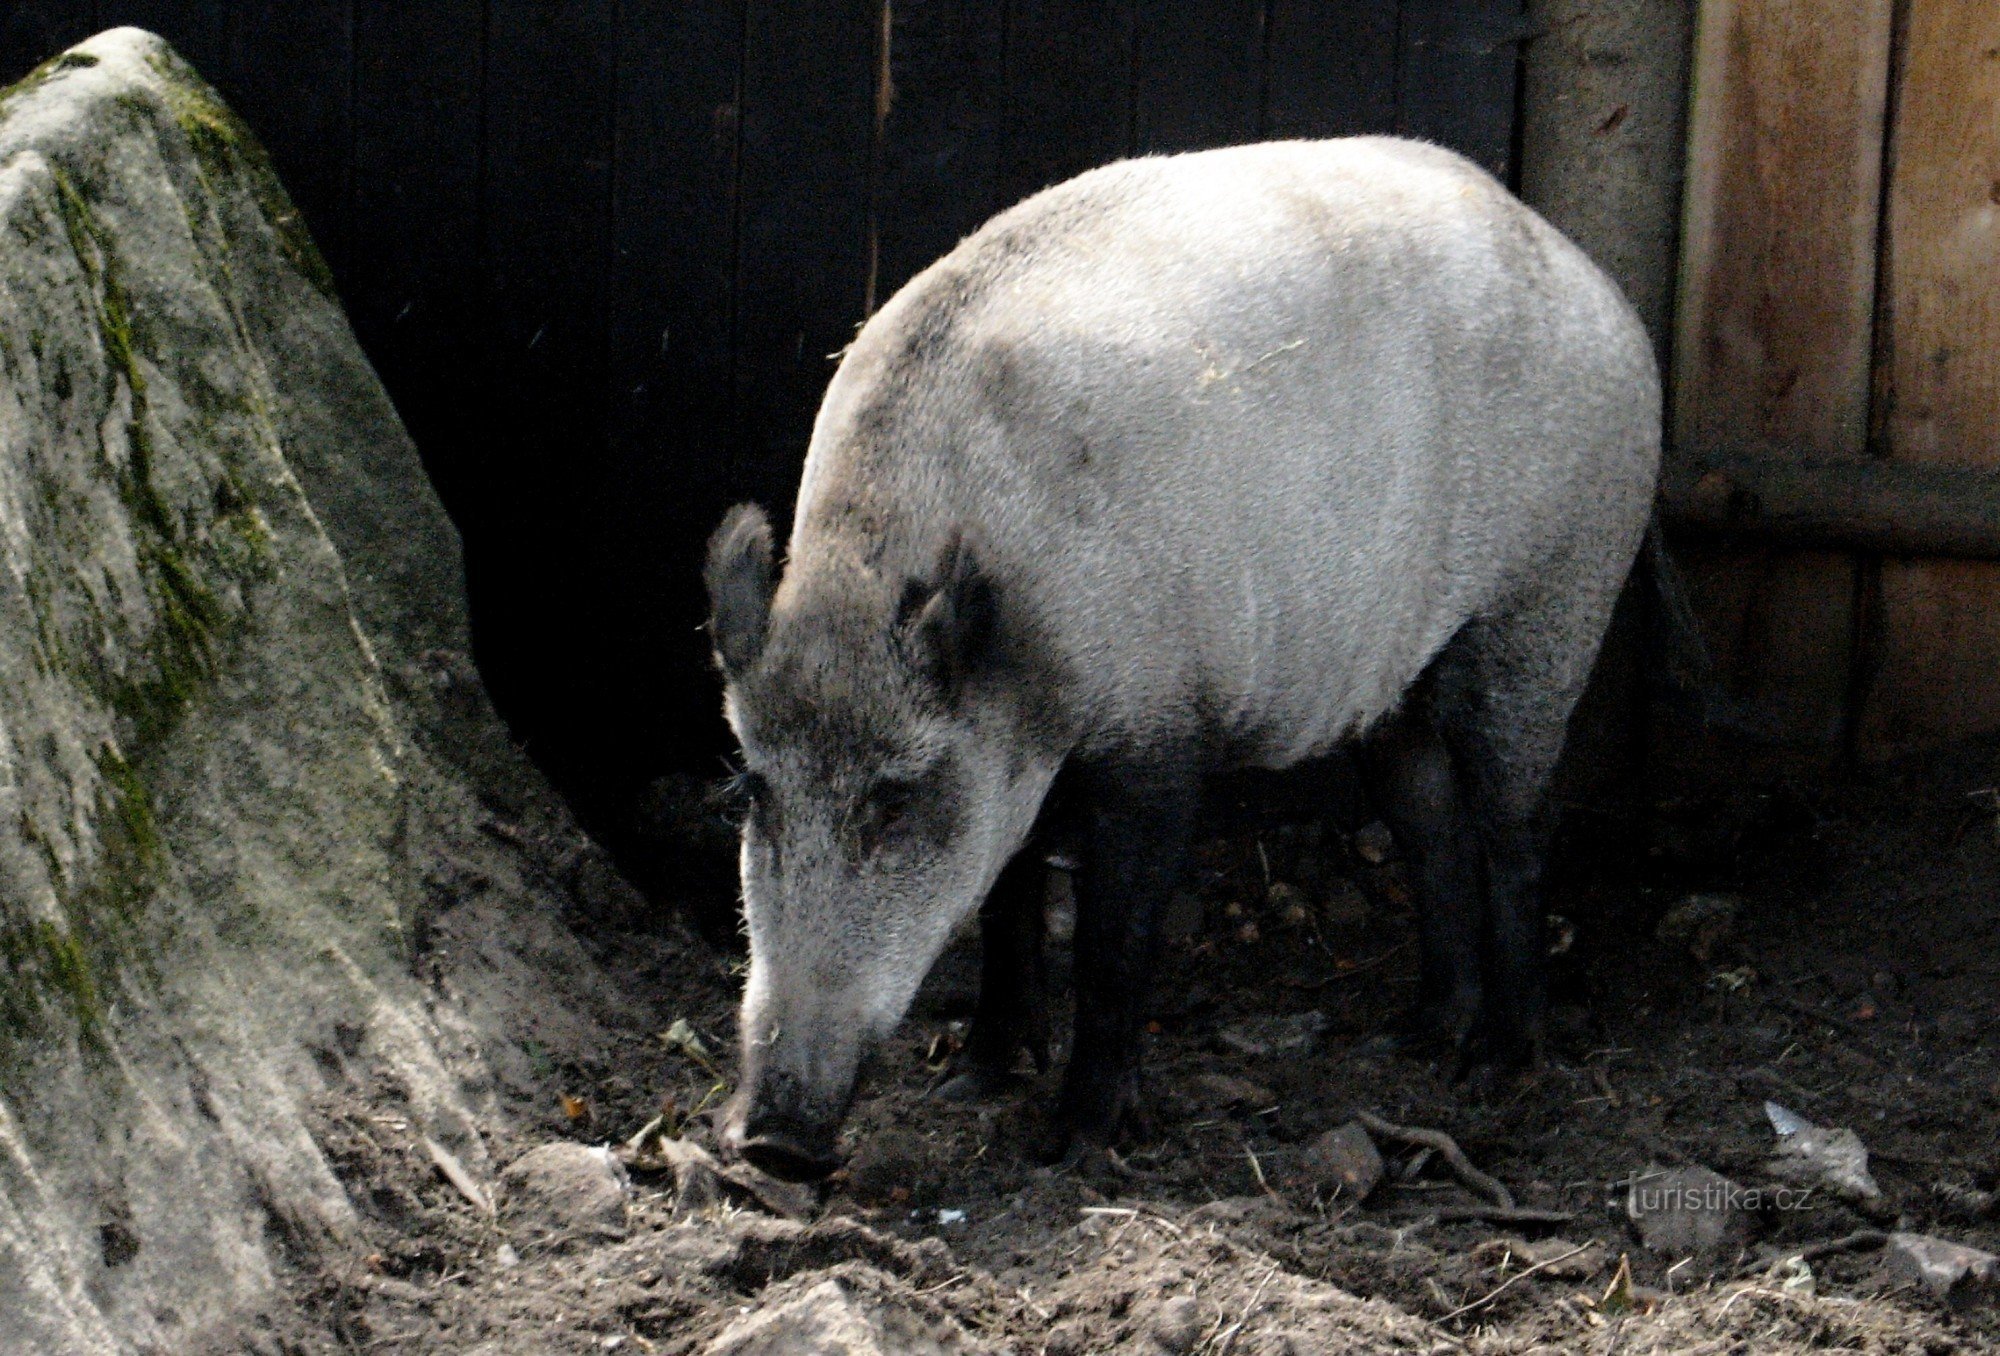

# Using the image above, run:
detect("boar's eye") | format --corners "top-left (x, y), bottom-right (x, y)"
top-left (721, 768), bottom-right (771, 827)
top-left (856, 777), bottom-right (920, 856)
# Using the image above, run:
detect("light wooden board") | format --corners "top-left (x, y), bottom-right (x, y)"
top-left (1664, 0), bottom-right (1893, 775)
top-left (1859, 0), bottom-right (2000, 756)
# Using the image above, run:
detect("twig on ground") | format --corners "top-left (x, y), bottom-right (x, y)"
top-left (1732, 1228), bottom-right (1889, 1279)
top-left (1355, 1110), bottom-right (1515, 1210)
top-left (1243, 1142), bottom-right (1284, 1202)
top-left (1435, 1243), bottom-right (1593, 1324)
top-left (1429, 1205), bottom-right (1575, 1226)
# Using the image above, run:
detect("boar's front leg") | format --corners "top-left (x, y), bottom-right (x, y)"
top-left (934, 849), bottom-right (1051, 1100)
top-left (1054, 755), bottom-right (1200, 1149)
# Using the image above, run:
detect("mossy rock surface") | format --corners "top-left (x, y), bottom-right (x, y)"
top-left (0, 29), bottom-right (650, 1354)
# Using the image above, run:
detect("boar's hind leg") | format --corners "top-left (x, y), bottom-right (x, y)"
top-left (934, 849), bottom-right (1050, 1101)
top-left (1054, 755), bottom-right (1201, 1150)
top-left (1359, 678), bottom-right (1485, 1052)
top-left (1436, 601), bottom-right (1606, 1073)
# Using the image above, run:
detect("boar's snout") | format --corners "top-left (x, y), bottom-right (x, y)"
top-left (724, 1072), bottom-right (845, 1182)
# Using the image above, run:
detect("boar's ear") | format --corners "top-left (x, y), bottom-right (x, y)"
top-left (899, 529), bottom-right (996, 695)
top-left (705, 504), bottom-right (776, 677)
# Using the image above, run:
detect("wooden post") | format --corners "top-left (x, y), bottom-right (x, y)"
top-left (1857, 1), bottom-right (2000, 757)
top-left (1666, 0), bottom-right (1894, 771)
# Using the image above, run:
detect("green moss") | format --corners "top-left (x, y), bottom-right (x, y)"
top-left (0, 920), bottom-right (101, 1042)
top-left (93, 742), bottom-right (160, 883)
top-left (144, 50), bottom-right (339, 301)
top-left (44, 158), bottom-right (277, 752)
top-left (54, 53), bottom-right (99, 72)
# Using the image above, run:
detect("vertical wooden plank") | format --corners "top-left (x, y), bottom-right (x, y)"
top-left (225, 1), bottom-right (354, 283)
top-left (99, 1), bottom-right (227, 75)
top-left (347, 0), bottom-right (483, 506)
top-left (606, 0), bottom-right (744, 773)
top-left (997, 0), bottom-right (1134, 211)
top-left (478, 0), bottom-right (620, 790)
top-left (1398, 0), bottom-right (1525, 179)
top-left (872, 0), bottom-right (1004, 303)
top-left (1131, 0), bottom-right (1263, 154)
top-left (732, 0), bottom-right (878, 511)
top-left (1860, 0), bottom-right (2000, 756)
top-left (1663, 0), bottom-right (1892, 775)
top-left (1262, 0), bottom-right (1398, 140)
top-left (2, 0), bottom-right (99, 82)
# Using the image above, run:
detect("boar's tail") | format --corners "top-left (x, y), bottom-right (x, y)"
top-left (1640, 515), bottom-right (1721, 725)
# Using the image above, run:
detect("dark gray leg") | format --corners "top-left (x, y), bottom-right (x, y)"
top-left (1359, 694), bottom-right (1485, 1049)
top-left (934, 849), bottom-right (1049, 1100)
top-left (1055, 755), bottom-right (1200, 1147)
top-left (1433, 609), bottom-right (1596, 1072)
top-left (1446, 715), bottom-right (1555, 1068)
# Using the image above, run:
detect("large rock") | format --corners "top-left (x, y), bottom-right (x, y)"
top-left (0, 29), bottom-right (655, 1352)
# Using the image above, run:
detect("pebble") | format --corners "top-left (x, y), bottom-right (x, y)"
top-left (1149, 1295), bottom-right (1202, 1354)
top-left (1215, 1010), bottom-right (1328, 1058)
top-left (498, 1142), bottom-right (630, 1246)
top-left (1624, 1165), bottom-right (1750, 1260)
top-left (1297, 1121), bottom-right (1383, 1202)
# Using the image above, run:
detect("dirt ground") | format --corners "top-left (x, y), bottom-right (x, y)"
top-left (275, 735), bottom-right (2000, 1354)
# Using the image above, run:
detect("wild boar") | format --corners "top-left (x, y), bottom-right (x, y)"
top-left (704, 136), bottom-right (1660, 1180)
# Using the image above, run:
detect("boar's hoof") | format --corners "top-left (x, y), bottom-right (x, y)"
top-left (1354, 994), bottom-right (1484, 1060)
top-left (1449, 1033), bottom-right (1549, 1101)
top-left (927, 1065), bottom-right (1013, 1104)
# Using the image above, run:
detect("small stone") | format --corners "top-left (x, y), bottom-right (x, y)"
top-left (1878, 1232), bottom-right (2000, 1300)
top-left (656, 1137), bottom-right (726, 1216)
top-left (1149, 1294), bottom-right (1202, 1354)
top-left (1625, 1165), bottom-right (1751, 1260)
top-left (1042, 1321), bottom-right (1089, 1356)
top-left (1296, 1121), bottom-right (1383, 1201)
top-left (1352, 821), bottom-right (1397, 865)
top-left (1215, 1010), bottom-right (1328, 1058)
top-left (1190, 1072), bottom-right (1275, 1112)
top-left (498, 1142), bottom-right (629, 1247)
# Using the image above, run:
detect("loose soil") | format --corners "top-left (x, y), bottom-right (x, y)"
top-left (276, 736), bottom-right (2000, 1354)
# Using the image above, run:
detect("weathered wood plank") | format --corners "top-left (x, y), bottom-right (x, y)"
top-left (733, 0), bottom-right (878, 511)
top-left (1663, 450), bottom-right (2000, 558)
top-left (871, 0), bottom-right (1004, 306)
top-left (1262, 0), bottom-right (1398, 140)
top-left (605, 0), bottom-right (745, 776)
top-left (997, 0), bottom-right (1134, 211)
top-left (1397, 0), bottom-right (1526, 180)
top-left (1859, 0), bottom-right (2000, 756)
top-left (477, 0), bottom-right (620, 781)
top-left (1132, 0), bottom-right (1263, 154)
top-left (349, 0), bottom-right (483, 506)
top-left (224, 1), bottom-right (354, 282)
top-left (1664, 0), bottom-right (1893, 772)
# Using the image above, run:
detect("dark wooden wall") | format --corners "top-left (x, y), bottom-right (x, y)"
top-left (2, 0), bottom-right (1527, 831)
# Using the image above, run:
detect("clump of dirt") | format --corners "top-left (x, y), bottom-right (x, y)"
top-left (276, 736), bottom-right (2000, 1353)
